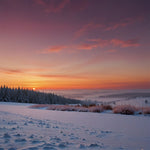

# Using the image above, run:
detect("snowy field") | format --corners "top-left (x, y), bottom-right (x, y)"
top-left (0, 102), bottom-right (150, 150)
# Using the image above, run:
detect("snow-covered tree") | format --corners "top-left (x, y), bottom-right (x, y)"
top-left (0, 86), bottom-right (81, 104)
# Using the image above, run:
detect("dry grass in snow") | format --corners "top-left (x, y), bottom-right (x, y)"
top-left (142, 107), bottom-right (150, 114)
top-left (30, 104), bottom-right (150, 115)
top-left (113, 105), bottom-right (138, 115)
top-left (30, 104), bottom-right (104, 113)
top-left (101, 104), bottom-right (113, 110)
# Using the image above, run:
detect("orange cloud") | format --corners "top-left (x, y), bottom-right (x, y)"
top-left (0, 67), bottom-right (49, 76)
top-left (41, 46), bottom-right (67, 53)
top-left (77, 43), bottom-right (98, 50)
top-left (76, 39), bottom-right (110, 50)
top-left (35, 0), bottom-right (70, 13)
top-left (0, 68), bottom-right (24, 75)
top-left (39, 38), bottom-right (140, 54)
top-left (37, 74), bottom-right (87, 79)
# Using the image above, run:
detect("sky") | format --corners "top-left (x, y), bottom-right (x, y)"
top-left (0, 0), bottom-right (150, 90)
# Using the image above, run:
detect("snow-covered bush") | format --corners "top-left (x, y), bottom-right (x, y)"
top-left (30, 104), bottom-right (49, 109)
top-left (101, 105), bottom-right (113, 110)
top-left (142, 107), bottom-right (150, 114)
top-left (113, 105), bottom-right (137, 115)
top-left (89, 106), bottom-right (103, 113)
top-left (30, 104), bottom-right (104, 113)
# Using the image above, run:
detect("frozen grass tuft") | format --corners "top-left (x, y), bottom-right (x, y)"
top-left (29, 104), bottom-right (49, 109)
top-left (30, 104), bottom-right (104, 113)
top-left (101, 105), bottom-right (113, 110)
top-left (89, 106), bottom-right (103, 113)
top-left (113, 105), bottom-right (137, 115)
top-left (142, 107), bottom-right (150, 114)
top-left (30, 104), bottom-right (150, 115)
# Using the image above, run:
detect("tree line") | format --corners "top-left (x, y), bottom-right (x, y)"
top-left (0, 86), bottom-right (81, 104)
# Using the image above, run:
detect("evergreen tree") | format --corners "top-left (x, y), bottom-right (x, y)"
top-left (0, 86), bottom-right (81, 104)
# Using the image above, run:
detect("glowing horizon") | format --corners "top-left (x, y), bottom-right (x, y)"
top-left (0, 0), bottom-right (150, 90)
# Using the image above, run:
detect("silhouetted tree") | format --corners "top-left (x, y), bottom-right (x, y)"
top-left (0, 86), bottom-right (81, 104)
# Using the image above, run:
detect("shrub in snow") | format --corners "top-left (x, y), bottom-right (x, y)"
top-left (3, 133), bottom-right (11, 138)
top-left (101, 105), bottom-right (113, 110)
top-left (77, 107), bottom-right (89, 112)
top-left (30, 104), bottom-right (49, 109)
top-left (47, 105), bottom-right (57, 110)
top-left (113, 105), bottom-right (137, 115)
top-left (30, 104), bottom-right (104, 113)
top-left (81, 102), bottom-right (97, 108)
top-left (142, 107), bottom-right (150, 114)
top-left (89, 106), bottom-right (103, 113)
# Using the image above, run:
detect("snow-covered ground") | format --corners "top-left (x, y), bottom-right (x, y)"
top-left (0, 102), bottom-right (150, 150)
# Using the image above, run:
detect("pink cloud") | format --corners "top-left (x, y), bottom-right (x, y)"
top-left (88, 38), bottom-right (140, 49)
top-left (39, 38), bottom-right (140, 54)
top-left (75, 16), bottom-right (144, 38)
top-left (105, 22), bottom-right (129, 31)
top-left (104, 17), bottom-right (135, 31)
top-left (105, 16), bottom-right (144, 31)
top-left (104, 16), bottom-right (144, 31)
top-left (35, 0), bottom-right (70, 13)
top-left (111, 39), bottom-right (140, 48)
top-left (88, 39), bottom-right (110, 48)
top-left (77, 43), bottom-right (98, 50)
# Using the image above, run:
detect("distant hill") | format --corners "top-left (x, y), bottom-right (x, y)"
top-left (0, 86), bottom-right (81, 104)
top-left (99, 92), bottom-right (150, 99)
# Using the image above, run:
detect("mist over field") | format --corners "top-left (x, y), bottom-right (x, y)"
top-left (42, 89), bottom-right (150, 107)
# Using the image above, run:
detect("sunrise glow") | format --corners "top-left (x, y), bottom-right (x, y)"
top-left (0, 0), bottom-right (150, 89)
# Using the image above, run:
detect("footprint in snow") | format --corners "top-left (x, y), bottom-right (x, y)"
top-left (28, 134), bottom-right (34, 139)
top-left (31, 139), bottom-right (43, 144)
top-left (13, 133), bottom-right (21, 137)
top-left (57, 142), bottom-right (69, 148)
top-left (50, 136), bottom-right (62, 142)
top-left (46, 124), bottom-right (50, 128)
top-left (25, 146), bottom-right (38, 150)
top-left (96, 130), bottom-right (112, 138)
top-left (11, 127), bottom-right (16, 131)
top-left (77, 144), bottom-right (86, 149)
top-left (3, 133), bottom-right (11, 138)
top-left (8, 148), bottom-right (17, 150)
top-left (15, 138), bottom-right (27, 142)
top-left (43, 146), bottom-right (57, 150)
top-left (88, 143), bottom-right (102, 148)
top-left (24, 122), bottom-right (28, 126)
top-left (70, 136), bottom-right (79, 140)
top-left (28, 120), bottom-right (34, 124)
